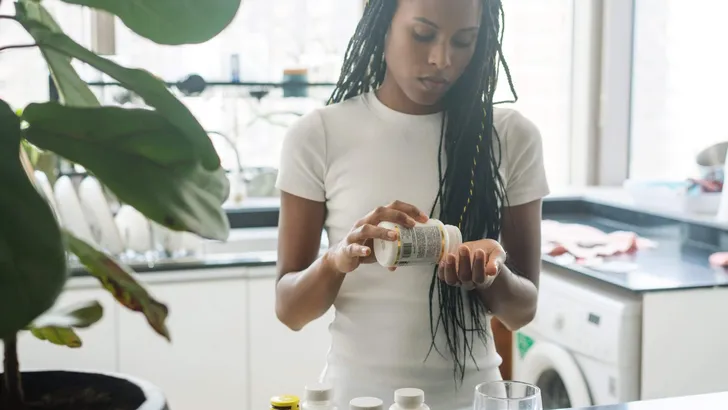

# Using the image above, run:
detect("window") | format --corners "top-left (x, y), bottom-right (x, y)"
top-left (629, 0), bottom-right (728, 180)
top-left (0, 2), bottom-right (89, 109)
top-left (497, 0), bottom-right (575, 188)
top-left (108, 0), bottom-right (361, 171)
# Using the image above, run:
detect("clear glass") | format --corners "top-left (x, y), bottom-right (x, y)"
top-left (474, 381), bottom-right (542, 410)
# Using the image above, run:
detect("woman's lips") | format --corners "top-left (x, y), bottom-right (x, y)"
top-left (419, 77), bottom-right (450, 92)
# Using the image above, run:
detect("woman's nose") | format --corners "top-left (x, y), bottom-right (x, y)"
top-left (428, 42), bottom-right (452, 70)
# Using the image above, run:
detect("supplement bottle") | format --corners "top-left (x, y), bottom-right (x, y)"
top-left (302, 383), bottom-right (337, 410)
top-left (389, 388), bottom-right (430, 410)
top-left (349, 397), bottom-right (384, 410)
top-left (271, 395), bottom-right (301, 410)
top-left (373, 219), bottom-right (462, 268)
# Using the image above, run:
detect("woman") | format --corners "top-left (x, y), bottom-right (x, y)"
top-left (274, 0), bottom-right (548, 408)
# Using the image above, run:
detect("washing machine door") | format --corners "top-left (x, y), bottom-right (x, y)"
top-left (519, 341), bottom-right (592, 409)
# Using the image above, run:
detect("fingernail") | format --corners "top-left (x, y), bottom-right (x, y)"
top-left (459, 247), bottom-right (467, 256)
top-left (388, 231), bottom-right (397, 239)
top-left (361, 248), bottom-right (370, 256)
top-left (406, 217), bottom-right (417, 226)
top-left (420, 212), bottom-right (429, 220)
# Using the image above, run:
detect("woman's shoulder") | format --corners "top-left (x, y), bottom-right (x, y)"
top-left (492, 107), bottom-right (542, 149)
top-left (287, 94), bottom-right (370, 137)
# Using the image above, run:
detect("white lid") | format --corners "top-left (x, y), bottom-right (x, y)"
top-left (305, 383), bottom-right (332, 402)
top-left (444, 224), bottom-right (462, 254)
top-left (350, 397), bottom-right (383, 410)
top-left (394, 388), bottom-right (424, 408)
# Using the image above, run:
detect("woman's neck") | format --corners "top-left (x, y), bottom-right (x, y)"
top-left (376, 73), bottom-right (442, 115)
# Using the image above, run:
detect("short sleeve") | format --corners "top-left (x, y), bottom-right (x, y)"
top-left (501, 110), bottom-right (550, 207)
top-left (275, 109), bottom-right (327, 202)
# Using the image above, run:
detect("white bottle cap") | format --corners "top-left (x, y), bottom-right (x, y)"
top-left (305, 382), bottom-right (333, 402)
top-left (394, 388), bottom-right (424, 408)
top-left (444, 224), bottom-right (462, 255)
top-left (350, 397), bottom-right (383, 410)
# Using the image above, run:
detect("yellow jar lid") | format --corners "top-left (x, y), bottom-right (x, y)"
top-left (271, 394), bottom-right (300, 408)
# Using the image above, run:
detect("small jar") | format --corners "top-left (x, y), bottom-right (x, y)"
top-left (271, 394), bottom-right (301, 410)
top-left (350, 397), bottom-right (383, 410)
top-left (373, 219), bottom-right (462, 268)
top-left (282, 68), bottom-right (308, 98)
top-left (389, 388), bottom-right (430, 410)
top-left (302, 383), bottom-right (336, 410)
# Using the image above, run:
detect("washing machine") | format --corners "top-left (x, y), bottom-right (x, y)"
top-left (512, 268), bottom-right (642, 409)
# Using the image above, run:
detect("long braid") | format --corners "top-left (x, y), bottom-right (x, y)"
top-left (328, 0), bottom-right (517, 385)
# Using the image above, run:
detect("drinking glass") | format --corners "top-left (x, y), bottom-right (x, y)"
top-left (473, 381), bottom-right (542, 410)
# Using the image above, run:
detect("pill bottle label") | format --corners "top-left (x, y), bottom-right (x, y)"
top-left (392, 224), bottom-right (445, 266)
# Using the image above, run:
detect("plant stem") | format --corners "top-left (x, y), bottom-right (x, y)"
top-left (3, 334), bottom-right (25, 410)
top-left (0, 44), bottom-right (37, 53)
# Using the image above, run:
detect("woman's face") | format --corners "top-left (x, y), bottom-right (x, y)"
top-left (384, 0), bottom-right (482, 107)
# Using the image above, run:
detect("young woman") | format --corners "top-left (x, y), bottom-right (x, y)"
top-left (274, 0), bottom-right (548, 408)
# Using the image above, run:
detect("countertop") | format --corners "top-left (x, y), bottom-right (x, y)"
top-left (68, 251), bottom-right (279, 277)
top-left (69, 188), bottom-right (728, 293)
top-left (540, 188), bottom-right (728, 293)
top-left (562, 392), bottom-right (728, 410)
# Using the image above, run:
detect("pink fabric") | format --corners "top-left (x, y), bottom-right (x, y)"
top-left (542, 220), bottom-right (657, 260)
top-left (709, 252), bottom-right (728, 267)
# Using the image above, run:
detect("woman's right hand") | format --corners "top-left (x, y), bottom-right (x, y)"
top-left (326, 200), bottom-right (430, 274)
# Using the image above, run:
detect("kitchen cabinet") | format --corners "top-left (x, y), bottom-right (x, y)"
top-left (247, 268), bottom-right (335, 410)
top-left (10, 282), bottom-right (118, 373)
top-left (117, 269), bottom-right (249, 410)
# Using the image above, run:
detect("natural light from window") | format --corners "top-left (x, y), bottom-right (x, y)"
top-left (630, 0), bottom-right (728, 181)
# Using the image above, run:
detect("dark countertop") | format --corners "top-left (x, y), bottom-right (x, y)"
top-left (68, 251), bottom-right (278, 277)
top-left (541, 195), bottom-right (728, 293)
top-left (69, 190), bottom-right (728, 293)
top-left (561, 392), bottom-right (728, 410)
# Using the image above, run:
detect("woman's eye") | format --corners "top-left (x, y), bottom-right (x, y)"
top-left (413, 31), bottom-right (435, 42)
top-left (452, 36), bottom-right (476, 48)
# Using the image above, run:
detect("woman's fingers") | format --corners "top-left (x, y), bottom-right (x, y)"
top-left (346, 243), bottom-right (370, 258)
top-left (387, 200), bottom-right (429, 223)
top-left (457, 246), bottom-right (475, 290)
top-left (370, 206), bottom-right (418, 227)
top-left (444, 254), bottom-right (459, 286)
top-left (472, 249), bottom-right (487, 286)
top-left (347, 224), bottom-right (398, 243)
top-left (486, 246), bottom-right (506, 276)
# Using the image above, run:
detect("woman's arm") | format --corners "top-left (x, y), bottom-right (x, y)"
top-left (276, 194), bottom-right (429, 331)
top-left (476, 199), bottom-right (542, 330)
top-left (275, 192), bottom-right (344, 331)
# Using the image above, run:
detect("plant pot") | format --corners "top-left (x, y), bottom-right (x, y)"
top-left (1, 370), bottom-right (168, 410)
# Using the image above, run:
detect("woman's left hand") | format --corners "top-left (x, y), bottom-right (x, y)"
top-left (437, 239), bottom-right (506, 290)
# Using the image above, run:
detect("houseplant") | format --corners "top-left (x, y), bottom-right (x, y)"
top-left (0, 0), bottom-right (242, 408)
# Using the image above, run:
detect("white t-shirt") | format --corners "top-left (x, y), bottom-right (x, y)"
top-left (275, 91), bottom-right (550, 410)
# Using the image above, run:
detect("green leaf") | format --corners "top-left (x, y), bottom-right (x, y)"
top-left (14, 20), bottom-right (220, 171)
top-left (22, 103), bottom-right (229, 240)
top-left (28, 300), bottom-right (103, 348)
top-left (0, 99), bottom-right (68, 338)
top-left (63, 230), bottom-right (171, 341)
top-left (16, 0), bottom-right (99, 107)
top-left (59, 0), bottom-right (241, 45)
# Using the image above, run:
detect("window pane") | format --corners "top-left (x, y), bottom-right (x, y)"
top-left (107, 0), bottom-right (574, 185)
top-left (497, 0), bottom-right (574, 188)
top-left (630, 0), bottom-right (728, 180)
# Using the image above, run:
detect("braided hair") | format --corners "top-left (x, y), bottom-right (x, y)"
top-left (328, 0), bottom-right (517, 384)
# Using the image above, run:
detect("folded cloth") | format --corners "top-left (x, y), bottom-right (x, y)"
top-left (709, 252), bottom-right (728, 267)
top-left (542, 220), bottom-right (657, 260)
